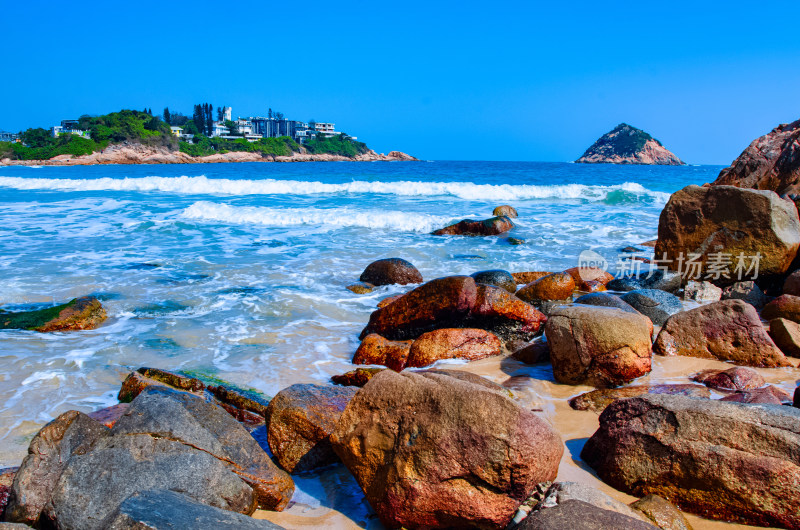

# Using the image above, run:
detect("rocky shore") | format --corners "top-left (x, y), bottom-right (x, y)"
top-left (3, 122), bottom-right (800, 529)
top-left (0, 142), bottom-right (417, 166)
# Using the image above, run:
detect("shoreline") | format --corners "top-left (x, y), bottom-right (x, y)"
top-left (0, 142), bottom-right (418, 167)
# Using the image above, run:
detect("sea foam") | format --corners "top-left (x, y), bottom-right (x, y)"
top-left (0, 176), bottom-right (670, 202)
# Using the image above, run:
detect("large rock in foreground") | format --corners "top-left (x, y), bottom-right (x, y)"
top-left (581, 394), bottom-right (800, 528)
top-left (575, 123), bottom-right (684, 165)
top-left (654, 184), bottom-right (800, 279)
top-left (545, 306), bottom-right (652, 387)
top-left (653, 299), bottom-right (790, 367)
top-left (330, 370), bottom-right (563, 529)
top-left (0, 296), bottom-right (107, 332)
top-left (713, 118), bottom-right (800, 196)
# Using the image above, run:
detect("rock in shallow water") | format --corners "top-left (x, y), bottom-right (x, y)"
top-left (581, 394), bottom-right (800, 528)
top-left (352, 333), bottom-right (410, 371)
top-left (432, 215), bottom-right (515, 236)
top-left (569, 384), bottom-right (710, 412)
top-left (406, 327), bottom-right (501, 367)
top-left (470, 269), bottom-right (516, 293)
top-left (493, 204), bottom-right (518, 218)
top-left (690, 366), bottom-right (766, 391)
top-left (330, 369), bottom-right (563, 529)
top-left (517, 272), bottom-right (575, 302)
top-left (359, 257), bottom-right (423, 286)
top-left (0, 296), bottom-right (107, 332)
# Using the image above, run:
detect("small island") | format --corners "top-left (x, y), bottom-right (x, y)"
top-left (576, 123), bottom-right (684, 165)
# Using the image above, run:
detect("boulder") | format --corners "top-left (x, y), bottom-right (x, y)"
top-left (4, 411), bottom-right (109, 526)
top-left (769, 317), bottom-right (800, 357)
top-left (606, 270), bottom-right (681, 293)
top-left (581, 394), bottom-right (800, 527)
top-left (102, 489), bottom-right (285, 529)
top-left (653, 299), bottom-right (790, 367)
top-left (87, 403), bottom-right (130, 428)
top-left (407, 328), bottom-right (501, 368)
top-left (620, 289), bottom-right (682, 326)
top-left (573, 292), bottom-right (641, 315)
top-left (795, 386), bottom-right (800, 408)
top-left (359, 258), bottom-right (423, 286)
top-left (331, 367), bottom-right (384, 387)
top-left (720, 385), bottom-right (792, 405)
top-left (359, 276), bottom-right (478, 340)
top-left (377, 294), bottom-right (403, 308)
top-left (683, 281), bottom-right (722, 302)
top-left (346, 282), bottom-right (374, 294)
top-left (563, 266), bottom-right (614, 285)
top-left (690, 366), bottom-right (766, 391)
top-left (524, 481), bottom-right (654, 526)
top-left (265, 384), bottom-right (357, 473)
top-left (654, 184), bottom-right (800, 279)
top-left (507, 237), bottom-right (525, 245)
top-left (511, 271), bottom-right (552, 285)
top-left (352, 333), bottom-right (411, 371)
top-left (721, 281), bottom-right (769, 309)
top-left (471, 269), bottom-right (516, 293)
top-left (783, 269), bottom-right (800, 296)
top-left (762, 293), bottom-right (800, 322)
top-left (518, 500), bottom-right (656, 530)
top-left (470, 284), bottom-right (547, 335)
top-left (545, 306), bottom-right (652, 387)
top-left (330, 370), bottom-right (563, 529)
top-left (511, 340), bottom-right (550, 364)
top-left (432, 215), bottom-right (515, 236)
top-left (493, 205), bottom-right (518, 218)
top-left (0, 296), bottom-right (107, 332)
top-left (517, 272), bottom-right (575, 302)
top-left (630, 495), bottom-right (694, 530)
top-left (569, 384), bottom-right (710, 412)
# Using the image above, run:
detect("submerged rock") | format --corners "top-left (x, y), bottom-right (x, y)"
top-left (407, 328), bottom-right (501, 368)
top-left (653, 299), bottom-right (790, 367)
top-left (569, 384), bottom-right (710, 412)
top-left (471, 269), bottom-right (516, 293)
top-left (345, 281), bottom-right (375, 294)
top-left (359, 257), bottom-right (423, 286)
top-left (581, 394), bottom-right (800, 527)
top-left (0, 296), bottom-right (107, 332)
top-left (432, 215), bottom-right (515, 236)
top-left (330, 370), bottom-right (563, 529)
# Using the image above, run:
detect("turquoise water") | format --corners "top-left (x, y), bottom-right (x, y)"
top-left (0, 160), bottom-right (720, 467)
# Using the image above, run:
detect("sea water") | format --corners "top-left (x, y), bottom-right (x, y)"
top-left (0, 160), bottom-right (719, 486)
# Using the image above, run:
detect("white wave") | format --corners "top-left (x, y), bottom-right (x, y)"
top-left (180, 201), bottom-right (452, 232)
top-left (0, 175), bottom-right (669, 202)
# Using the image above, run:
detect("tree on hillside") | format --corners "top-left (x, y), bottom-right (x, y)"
top-left (268, 108), bottom-right (273, 119)
top-left (275, 111), bottom-right (284, 121)
top-left (163, 107), bottom-right (171, 125)
top-left (204, 103), bottom-right (213, 136)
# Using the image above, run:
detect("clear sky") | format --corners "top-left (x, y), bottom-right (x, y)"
top-left (3, 0), bottom-right (799, 164)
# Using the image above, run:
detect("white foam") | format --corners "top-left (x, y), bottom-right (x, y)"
top-left (0, 175), bottom-right (669, 202)
top-left (180, 201), bottom-right (452, 232)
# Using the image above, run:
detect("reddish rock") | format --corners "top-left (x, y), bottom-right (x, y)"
top-left (359, 258), bottom-right (423, 286)
top-left (564, 266), bottom-right (614, 285)
top-left (352, 334), bottom-right (411, 372)
top-left (331, 367), bottom-right (384, 387)
top-left (407, 328), bottom-right (501, 368)
top-left (691, 366), bottom-right (766, 391)
top-left (493, 205), bottom-right (518, 218)
top-left (0, 467), bottom-right (17, 520)
top-left (630, 494), bottom-right (695, 530)
top-left (511, 271), bottom-right (552, 285)
top-left (432, 216), bottom-right (515, 236)
top-left (784, 269), bottom-right (800, 296)
top-left (769, 317), bottom-right (800, 357)
top-left (87, 403), bottom-right (130, 428)
top-left (655, 185), bottom-right (800, 279)
top-left (266, 384), bottom-right (358, 473)
top-left (762, 294), bottom-right (800, 323)
top-left (359, 276), bottom-right (478, 340)
top-left (720, 385), bottom-right (792, 404)
top-left (517, 272), bottom-right (576, 302)
top-left (545, 306), bottom-right (652, 387)
top-left (377, 294), bottom-right (403, 308)
top-left (576, 279), bottom-right (607, 292)
top-left (471, 284), bottom-right (546, 333)
top-left (653, 299), bottom-right (790, 367)
top-left (330, 370), bottom-right (563, 529)
top-left (581, 394), bottom-right (800, 527)
top-left (569, 384), bottom-right (710, 412)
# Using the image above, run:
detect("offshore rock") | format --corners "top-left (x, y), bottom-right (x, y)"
top-left (575, 123), bottom-right (684, 165)
top-left (359, 257), bottom-right (423, 286)
top-left (0, 296), bottom-right (107, 332)
top-left (330, 370), bottom-right (563, 529)
top-left (493, 205), bottom-right (518, 218)
top-left (432, 215), bottom-right (515, 236)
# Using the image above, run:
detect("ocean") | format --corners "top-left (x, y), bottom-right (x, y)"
top-left (0, 160), bottom-right (732, 526)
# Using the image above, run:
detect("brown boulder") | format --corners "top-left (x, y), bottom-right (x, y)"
top-left (690, 366), bottom-right (766, 391)
top-left (377, 294), bottom-right (403, 308)
top-left (266, 384), bottom-right (358, 473)
top-left (359, 258), bottom-right (423, 286)
top-left (581, 394), bottom-right (800, 527)
top-left (517, 272), bottom-right (575, 302)
top-left (0, 296), bottom-right (107, 332)
top-left (546, 306), bottom-right (652, 387)
top-left (784, 269), bottom-right (800, 296)
top-left (346, 282), bottom-right (375, 294)
top-left (654, 184), bottom-right (800, 279)
top-left (493, 205), bottom-right (518, 218)
top-left (569, 384), bottom-right (710, 412)
top-left (471, 284), bottom-right (547, 333)
top-left (563, 266), bottom-right (614, 285)
top-left (720, 385), bottom-right (792, 405)
top-left (359, 276), bottom-right (478, 340)
top-left (519, 499), bottom-right (657, 530)
top-left (407, 328), bottom-right (501, 368)
top-left (762, 293), bottom-right (800, 322)
top-left (511, 340), bottom-right (550, 364)
top-left (352, 334), bottom-right (411, 372)
top-left (653, 299), bottom-right (790, 367)
top-left (432, 215), bottom-right (515, 236)
top-left (330, 370), bottom-right (563, 529)
top-left (511, 271), bottom-right (552, 285)
top-left (630, 495), bottom-right (694, 530)
top-left (769, 317), bottom-right (800, 357)
top-left (331, 367), bottom-right (384, 387)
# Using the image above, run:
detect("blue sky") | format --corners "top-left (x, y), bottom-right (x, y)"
top-left (2, 0), bottom-right (799, 164)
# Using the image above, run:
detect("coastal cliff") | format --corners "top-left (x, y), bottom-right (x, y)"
top-left (576, 123), bottom-right (684, 165)
top-left (0, 142), bottom-right (417, 166)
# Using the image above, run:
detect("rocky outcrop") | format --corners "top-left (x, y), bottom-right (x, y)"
top-left (581, 394), bottom-right (800, 527)
top-left (575, 123), bottom-right (684, 165)
top-left (713, 118), bottom-right (800, 196)
top-left (359, 257), bottom-right (423, 286)
top-left (654, 185), bottom-right (800, 279)
top-left (265, 384), bottom-right (357, 473)
top-left (517, 272), bottom-right (575, 302)
top-left (432, 216), bottom-right (515, 236)
top-left (545, 306), bottom-right (652, 387)
top-left (406, 328), bottom-right (501, 367)
top-left (330, 370), bottom-right (563, 529)
top-left (653, 299), bottom-right (790, 367)
top-left (0, 296), bottom-right (106, 332)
